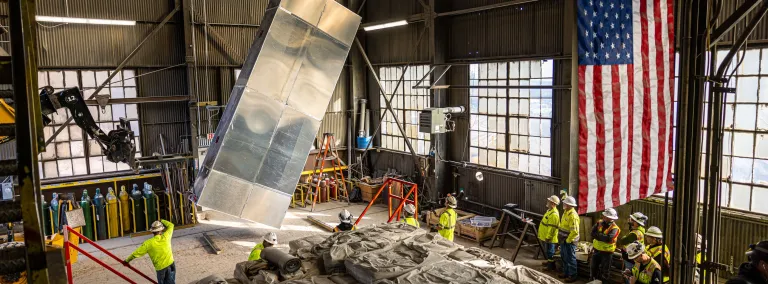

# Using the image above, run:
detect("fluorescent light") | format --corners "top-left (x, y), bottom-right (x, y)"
top-left (363, 20), bottom-right (408, 31)
top-left (36, 16), bottom-right (135, 26)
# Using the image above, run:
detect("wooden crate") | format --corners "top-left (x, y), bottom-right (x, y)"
top-left (357, 182), bottom-right (384, 203)
top-left (457, 219), bottom-right (500, 243)
top-left (426, 208), bottom-right (475, 231)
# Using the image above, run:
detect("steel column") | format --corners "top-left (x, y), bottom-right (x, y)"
top-left (8, 0), bottom-right (49, 281)
top-left (672, 0), bottom-right (709, 282)
top-left (181, 0), bottom-right (199, 159)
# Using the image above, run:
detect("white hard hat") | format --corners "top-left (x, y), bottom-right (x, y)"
top-left (630, 212), bottom-right (648, 226)
top-left (562, 196), bottom-right (577, 207)
top-left (339, 209), bottom-right (353, 224)
top-left (149, 221), bottom-right (165, 233)
top-left (646, 226), bottom-right (663, 239)
top-left (602, 208), bottom-right (618, 220)
top-left (404, 204), bottom-right (416, 215)
top-left (445, 196), bottom-right (457, 208)
top-left (547, 195), bottom-right (560, 205)
top-left (263, 232), bottom-right (278, 245)
top-left (626, 241), bottom-right (646, 260)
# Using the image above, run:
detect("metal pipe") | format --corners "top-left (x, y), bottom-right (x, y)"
top-left (44, 5), bottom-right (181, 147)
top-left (435, 0), bottom-right (538, 17)
top-left (358, 99), bottom-right (367, 135)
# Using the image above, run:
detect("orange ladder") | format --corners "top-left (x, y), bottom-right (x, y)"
top-left (308, 133), bottom-right (349, 211)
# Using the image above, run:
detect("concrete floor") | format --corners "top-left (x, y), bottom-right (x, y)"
top-left (70, 201), bottom-right (587, 283)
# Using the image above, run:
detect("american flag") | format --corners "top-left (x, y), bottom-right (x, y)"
top-left (577, 0), bottom-right (674, 214)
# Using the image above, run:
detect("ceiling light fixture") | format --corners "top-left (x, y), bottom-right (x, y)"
top-left (362, 20), bottom-right (407, 31)
top-left (36, 16), bottom-right (136, 26)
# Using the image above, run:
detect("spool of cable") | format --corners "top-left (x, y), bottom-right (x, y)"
top-left (260, 247), bottom-right (301, 274)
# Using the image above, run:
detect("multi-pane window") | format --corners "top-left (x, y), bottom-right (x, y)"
top-left (378, 65), bottom-right (431, 155)
top-left (469, 60), bottom-right (554, 176)
top-left (38, 70), bottom-right (141, 179)
top-left (671, 49), bottom-right (768, 214)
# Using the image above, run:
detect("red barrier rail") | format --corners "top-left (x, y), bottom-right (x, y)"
top-left (355, 177), bottom-right (418, 226)
top-left (64, 225), bottom-right (158, 284)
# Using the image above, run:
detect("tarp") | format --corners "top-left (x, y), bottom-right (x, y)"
top-left (344, 233), bottom-right (463, 283)
top-left (374, 260), bottom-right (514, 284)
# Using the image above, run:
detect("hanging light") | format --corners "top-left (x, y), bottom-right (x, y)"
top-left (362, 20), bottom-right (408, 31)
top-left (36, 16), bottom-right (136, 26)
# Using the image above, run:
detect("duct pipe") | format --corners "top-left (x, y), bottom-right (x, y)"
top-left (358, 99), bottom-right (367, 136)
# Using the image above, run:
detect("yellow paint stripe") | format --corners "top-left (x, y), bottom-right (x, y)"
top-left (42, 173), bottom-right (162, 190)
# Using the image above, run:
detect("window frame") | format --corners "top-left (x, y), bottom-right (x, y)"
top-left (377, 65), bottom-right (432, 156)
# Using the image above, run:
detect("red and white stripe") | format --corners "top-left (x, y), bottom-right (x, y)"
top-left (577, 0), bottom-right (675, 214)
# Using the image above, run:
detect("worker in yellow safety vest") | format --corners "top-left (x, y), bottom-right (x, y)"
top-left (248, 232), bottom-right (277, 261)
top-left (124, 220), bottom-right (175, 284)
top-left (558, 196), bottom-right (580, 283)
top-left (620, 212), bottom-right (648, 277)
top-left (644, 226), bottom-right (670, 283)
top-left (591, 208), bottom-right (621, 282)
top-left (401, 204), bottom-right (420, 228)
top-left (437, 195), bottom-right (457, 241)
top-left (333, 209), bottom-right (357, 232)
top-left (624, 241), bottom-right (663, 284)
top-left (539, 195), bottom-right (560, 272)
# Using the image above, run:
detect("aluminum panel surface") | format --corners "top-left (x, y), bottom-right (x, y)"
top-left (279, 0), bottom-right (325, 25)
top-left (287, 29), bottom-right (349, 119)
top-left (240, 184), bottom-right (292, 228)
top-left (194, 0), bottom-right (361, 227)
top-left (316, 0), bottom-right (360, 46)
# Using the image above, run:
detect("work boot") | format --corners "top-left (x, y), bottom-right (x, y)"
top-left (564, 276), bottom-right (578, 283)
top-left (557, 273), bottom-right (567, 279)
top-left (541, 261), bottom-right (550, 266)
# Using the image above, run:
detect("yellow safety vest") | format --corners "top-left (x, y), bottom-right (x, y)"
top-left (248, 243), bottom-right (264, 261)
top-left (632, 258), bottom-right (662, 284)
top-left (558, 208), bottom-right (580, 243)
top-left (538, 208), bottom-right (560, 243)
top-left (630, 227), bottom-right (646, 245)
top-left (647, 244), bottom-right (670, 283)
top-left (593, 222), bottom-right (620, 252)
top-left (402, 217), bottom-right (420, 228)
top-left (438, 208), bottom-right (457, 241)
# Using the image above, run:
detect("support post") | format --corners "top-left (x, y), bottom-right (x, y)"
top-left (9, 0), bottom-right (49, 281)
top-left (429, 0), bottom-right (448, 200)
top-left (180, 0), bottom-right (200, 159)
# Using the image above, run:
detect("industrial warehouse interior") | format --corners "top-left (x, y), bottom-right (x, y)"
top-left (1, 0), bottom-right (768, 283)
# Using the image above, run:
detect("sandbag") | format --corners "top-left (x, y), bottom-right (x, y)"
top-left (374, 260), bottom-right (513, 284)
top-left (289, 235), bottom-right (327, 260)
top-left (497, 266), bottom-right (563, 284)
top-left (196, 275), bottom-right (229, 284)
top-left (234, 260), bottom-right (270, 284)
top-left (344, 233), bottom-right (462, 284)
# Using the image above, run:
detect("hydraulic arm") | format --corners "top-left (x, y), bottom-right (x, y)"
top-left (38, 86), bottom-right (137, 168)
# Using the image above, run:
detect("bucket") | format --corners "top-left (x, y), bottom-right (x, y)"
top-left (356, 136), bottom-right (372, 150)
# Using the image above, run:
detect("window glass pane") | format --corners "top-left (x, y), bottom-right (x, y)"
top-left (737, 77), bottom-right (758, 102)
top-left (519, 154), bottom-right (529, 172)
top-left (508, 153), bottom-right (519, 170)
top-left (734, 104), bottom-right (757, 130)
top-left (755, 159), bottom-right (768, 185)
top-left (732, 157), bottom-right (754, 183)
top-left (752, 187), bottom-right (768, 214)
top-left (757, 134), bottom-right (768, 159)
top-left (741, 49), bottom-right (761, 75)
top-left (733, 132), bottom-right (754, 157)
top-left (730, 184), bottom-right (751, 210)
top-left (758, 105), bottom-right (768, 131)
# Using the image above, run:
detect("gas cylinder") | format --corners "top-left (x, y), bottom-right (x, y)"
top-left (119, 186), bottom-right (130, 232)
top-left (93, 188), bottom-right (107, 240)
top-left (80, 190), bottom-right (94, 240)
top-left (131, 184), bottom-right (146, 232)
top-left (106, 188), bottom-right (119, 237)
top-left (42, 195), bottom-right (52, 236)
top-left (51, 192), bottom-right (60, 233)
top-left (144, 183), bottom-right (157, 226)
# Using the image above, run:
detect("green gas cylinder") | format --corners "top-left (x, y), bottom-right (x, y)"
top-left (80, 189), bottom-right (94, 240)
top-left (93, 188), bottom-right (107, 240)
top-left (119, 186), bottom-right (131, 232)
top-left (51, 192), bottom-right (60, 233)
top-left (106, 188), bottom-right (119, 237)
top-left (144, 183), bottom-right (157, 226)
top-left (42, 194), bottom-right (52, 236)
top-left (131, 184), bottom-right (146, 232)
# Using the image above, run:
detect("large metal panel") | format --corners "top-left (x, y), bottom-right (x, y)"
top-left (194, 0), bottom-right (360, 227)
